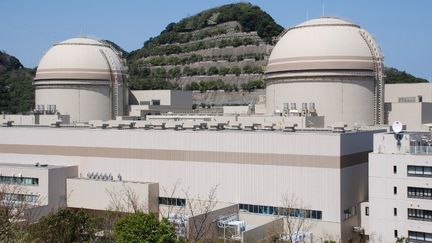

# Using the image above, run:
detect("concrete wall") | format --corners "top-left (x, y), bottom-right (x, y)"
top-left (367, 132), bottom-right (432, 242)
top-left (0, 164), bottom-right (77, 218)
top-left (266, 79), bottom-right (375, 126)
top-left (35, 83), bottom-right (112, 123)
top-left (187, 204), bottom-right (238, 241)
top-left (131, 90), bottom-right (172, 106)
top-left (171, 90), bottom-right (193, 109)
top-left (368, 152), bottom-right (432, 242)
top-left (0, 114), bottom-right (36, 126)
top-left (67, 178), bottom-right (159, 214)
top-left (242, 217), bottom-right (284, 242)
top-left (385, 83), bottom-right (432, 103)
top-left (130, 90), bottom-right (192, 114)
top-left (385, 102), bottom-right (430, 131)
top-left (223, 106), bottom-right (250, 115)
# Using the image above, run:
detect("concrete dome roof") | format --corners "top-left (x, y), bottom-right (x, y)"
top-left (35, 37), bottom-right (126, 81)
top-left (266, 17), bottom-right (378, 75)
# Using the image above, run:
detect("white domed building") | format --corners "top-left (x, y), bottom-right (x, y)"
top-left (34, 37), bottom-right (128, 123)
top-left (265, 17), bottom-right (384, 126)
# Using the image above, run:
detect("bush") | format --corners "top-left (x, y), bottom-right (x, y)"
top-left (114, 213), bottom-right (176, 243)
top-left (26, 208), bottom-right (96, 243)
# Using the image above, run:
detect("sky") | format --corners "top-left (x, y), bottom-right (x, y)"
top-left (1, 0), bottom-right (431, 80)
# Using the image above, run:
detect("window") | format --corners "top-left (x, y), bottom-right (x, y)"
top-left (365, 207), bottom-right (369, 216)
top-left (344, 206), bottom-right (356, 220)
top-left (394, 208), bottom-right (397, 216)
top-left (238, 203), bottom-right (322, 220)
top-left (398, 97), bottom-right (416, 103)
top-left (407, 165), bottom-right (432, 177)
top-left (158, 197), bottom-right (185, 207)
top-left (409, 231), bottom-right (432, 242)
top-left (408, 208), bottom-right (432, 221)
top-left (408, 186), bottom-right (432, 199)
top-left (393, 165), bottom-right (397, 174)
top-left (394, 230), bottom-right (398, 238)
top-left (394, 186), bottom-right (397, 195)
top-left (3, 193), bottom-right (39, 203)
top-left (419, 96), bottom-right (423, 102)
top-left (0, 176), bottom-right (39, 186)
top-left (151, 100), bottom-right (160, 106)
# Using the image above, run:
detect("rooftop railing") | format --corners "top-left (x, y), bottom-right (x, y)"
top-left (410, 146), bottom-right (432, 155)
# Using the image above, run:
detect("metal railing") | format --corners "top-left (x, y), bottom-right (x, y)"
top-left (410, 146), bottom-right (432, 155)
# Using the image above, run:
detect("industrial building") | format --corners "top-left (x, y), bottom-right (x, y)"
top-left (385, 83), bottom-right (432, 131)
top-left (0, 16), bottom-right (431, 242)
top-left (363, 131), bottom-right (432, 242)
top-left (33, 38), bottom-right (129, 123)
top-left (265, 17), bottom-right (384, 127)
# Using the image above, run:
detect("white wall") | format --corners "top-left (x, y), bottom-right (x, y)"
top-left (35, 84), bottom-right (111, 123)
top-left (67, 178), bottom-right (158, 214)
top-left (385, 83), bottom-right (432, 103)
top-left (0, 127), bottom-right (375, 239)
top-left (266, 79), bottom-right (375, 126)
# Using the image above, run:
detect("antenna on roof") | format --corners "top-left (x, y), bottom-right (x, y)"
top-left (392, 121), bottom-right (404, 147)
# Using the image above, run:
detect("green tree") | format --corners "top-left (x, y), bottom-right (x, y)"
top-left (190, 81), bottom-right (200, 91)
top-left (26, 208), bottom-right (96, 243)
top-left (207, 66), bottom-right (219, 75)
top-left (230, 66), bottom-right (241, 76)
top-left (114, 213), bottom-right (176, 243)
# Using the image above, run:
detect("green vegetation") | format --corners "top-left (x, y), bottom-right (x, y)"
top-left (0, 51), bottom-right (34, 113)
top-left (184, 79), bottom-right (263, 92)
top-left (126, 3), bottom-right (281, 89)
top-left (114, 213), bottom-right (176, 243)
top-left (240, 80), bottom-right (264, 91)
top-left (384, 67), bottom-right (428, 84)
top-left (26, 208), bottom-right (97, 243)
top-left (185, 80), bottom-right (238, 92)
top-left (161, 2), bottom-right (283, 42)
top-left (133, 36), bottom-right (260, 58)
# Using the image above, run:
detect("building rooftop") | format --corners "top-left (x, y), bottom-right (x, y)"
top-left (0, 162), bottom-right (70, 169)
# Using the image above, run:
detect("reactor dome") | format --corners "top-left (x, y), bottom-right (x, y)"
top-left (34, 37), bottom-right (128, 123)
top-left (265, 17), bottom-right (384, 126)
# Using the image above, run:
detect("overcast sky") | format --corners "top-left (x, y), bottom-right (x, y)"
top-left (1, 0), bottom-right (431, 80)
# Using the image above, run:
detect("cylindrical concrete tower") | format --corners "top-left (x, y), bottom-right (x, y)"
top-left (34, 37), bottom-right (128, 123)
top-left (265, 17), bottom-right (383, 126)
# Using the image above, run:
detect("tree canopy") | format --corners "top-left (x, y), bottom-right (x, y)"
top-left (0, 51), bottom-right (35, 114)
top-left (114, 213), bottom-right (177, 243)
top-left (26, 208), bottom-right (96, 243)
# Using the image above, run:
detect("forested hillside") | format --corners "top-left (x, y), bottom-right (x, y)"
top-left (0, 51), bottom-right (34, 113)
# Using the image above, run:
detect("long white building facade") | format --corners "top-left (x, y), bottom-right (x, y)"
top-left (0, 126), bottom-right (375, 242)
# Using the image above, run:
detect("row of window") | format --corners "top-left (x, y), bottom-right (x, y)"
top-left (407, 165), bottom-right (432, 177)
top-left (239, 203), bottom-right (322, 220)
top-left (408, 208), bottom-right (432, 221)
top-left (0, 175), bottom-right (39, 185)
top-left (408, 186), bottom-right (432, 199)
top-left (2, 193), bottom-right (39, 203)
top-left (343, 206), bottom-right (356, 220)
top-left (409, 231), bottom-right (432, 242)
top-left (398, 96), bottom-right (417, 103)
top-left (158, 197), bottom-right (186, 207)
top-left (158, 197), bottom-right (324, 220)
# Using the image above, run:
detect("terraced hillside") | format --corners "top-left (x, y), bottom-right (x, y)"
top-left (127, 2), bottom-right (283, 91)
